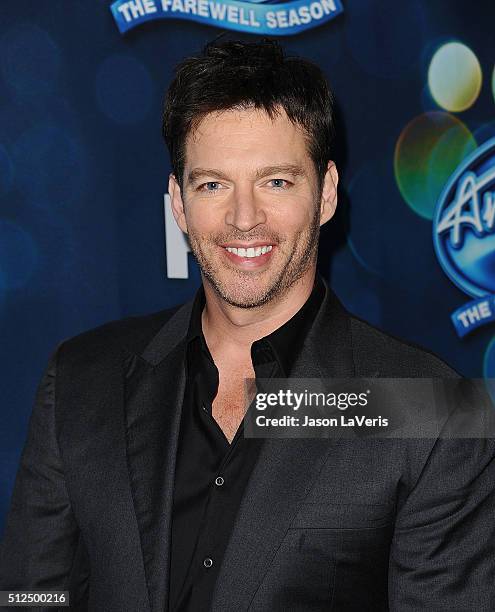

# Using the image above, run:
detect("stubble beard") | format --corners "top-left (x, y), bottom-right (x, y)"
top-left (187, 204), bottom-right (321, 309)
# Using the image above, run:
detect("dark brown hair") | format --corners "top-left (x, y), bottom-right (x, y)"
top-left (162, 38), bottom-right (335, 192)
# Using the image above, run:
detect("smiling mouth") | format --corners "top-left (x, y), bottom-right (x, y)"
top-left (224, 245), bottom-right (273, 258)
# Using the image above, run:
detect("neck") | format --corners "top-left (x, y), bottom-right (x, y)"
top-left (201, 268), bottom-right (317, 357)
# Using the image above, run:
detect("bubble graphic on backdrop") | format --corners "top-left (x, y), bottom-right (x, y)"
top-left (12, 124), bottom-right (85, 210)
top-left (347, 158), bottom-right (440, 292)
top-left (472, 121), bottom-right (495, 146)
top-left (95, 54), bottom-right (154, 124)
top-left (0, 221), bottom-right (37, 289)
top-left (394, 112), bottom-right (477, 220)
top-left (0, 24), bottom-right (61, 104)
top-left (347, 234), bottom-right (379, 277)
top-left (428, 43), bottom-right (482, 112)
top-left (328, 244), bottom-right (383, 323)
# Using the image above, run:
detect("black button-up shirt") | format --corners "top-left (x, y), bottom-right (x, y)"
top-left (169, 275), bottom-right (325, 611)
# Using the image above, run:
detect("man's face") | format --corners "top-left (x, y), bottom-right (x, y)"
top-left (170, 106), bottom-right (337, 308)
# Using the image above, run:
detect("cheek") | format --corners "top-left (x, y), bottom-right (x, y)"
top-left (271, 199), bottom-right (316, 232)
top-left (186, 206), bottom-right (220, 235)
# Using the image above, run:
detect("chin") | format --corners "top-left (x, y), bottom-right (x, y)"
top-left (207, 273), bottom-right (276, 309)
top-left (219, 293), bottom-right (272, 309)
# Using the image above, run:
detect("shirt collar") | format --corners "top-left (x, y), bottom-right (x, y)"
top-left (186, 274), bottom-right (326, 377)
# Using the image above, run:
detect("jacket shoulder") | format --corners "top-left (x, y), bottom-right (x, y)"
top-left (348, 314), bottom-right (459, 378)
top-left (57, 304), bottom-right (184, 365)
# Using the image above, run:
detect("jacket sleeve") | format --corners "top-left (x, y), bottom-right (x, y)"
top-left (0, 348), bottom-right (89, 609)
top-left (388, 434), bottom-right (495, 611)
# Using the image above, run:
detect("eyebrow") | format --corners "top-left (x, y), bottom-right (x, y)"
top-left (186, 164), bottom-right (307, 185)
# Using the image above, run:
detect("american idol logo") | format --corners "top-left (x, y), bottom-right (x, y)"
top-left (433, 137), bottom-right (495, 338)
top-left (110, 0), bottom-right (343, 35)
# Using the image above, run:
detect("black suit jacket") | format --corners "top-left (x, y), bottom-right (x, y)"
top-left (1, 280), bottom-right (495, 611)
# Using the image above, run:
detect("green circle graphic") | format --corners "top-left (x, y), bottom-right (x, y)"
top-left (394, 112), bottom-right (477, 220)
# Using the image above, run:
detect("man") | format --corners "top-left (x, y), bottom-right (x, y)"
top-left (1, 39), bottom-right (494, 612)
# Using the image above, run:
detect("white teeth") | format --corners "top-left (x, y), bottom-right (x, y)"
top-left (225, 245), bottom-right (273, 258)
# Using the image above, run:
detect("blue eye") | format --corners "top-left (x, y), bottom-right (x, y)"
top-left (270, 179), bottom-right (288, 189)
top-left (197, 179), bottom-right (289, 193)
top-left (196, 181), bottom-right (223, 195)
top-left (204, 182), bottom-right (220, 191)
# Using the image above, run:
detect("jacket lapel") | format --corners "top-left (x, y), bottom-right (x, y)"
top-left (124, 301), bottom-right (193, 612)
top-left (123, 278), bottom-right (356, 612)
top-left (211, 278), bottom-right (356, 611)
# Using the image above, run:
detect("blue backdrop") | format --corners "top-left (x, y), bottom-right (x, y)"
top-left (1, 0), bottom-right (494, 535)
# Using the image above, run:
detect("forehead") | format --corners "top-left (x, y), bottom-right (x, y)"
top-left (184, 107), bottom-right (311, 169)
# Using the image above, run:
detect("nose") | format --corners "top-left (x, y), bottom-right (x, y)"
top-left (225, 185), bottom-right (267, 231)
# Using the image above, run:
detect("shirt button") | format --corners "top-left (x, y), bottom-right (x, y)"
top-left (203, 557), bottom-right (213, 568)
top-left (215, 476), bottom-right (225, 486)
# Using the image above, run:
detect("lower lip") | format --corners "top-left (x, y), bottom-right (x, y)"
top-left (221, 246), bottom-right (275, 268)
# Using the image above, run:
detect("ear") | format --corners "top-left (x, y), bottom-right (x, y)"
top-left (168, 173), bottom-right (188, 234)
top-left (319, 161), bottom-right (338, 227)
